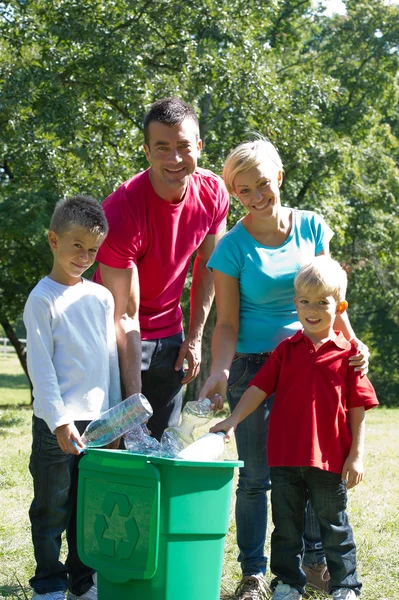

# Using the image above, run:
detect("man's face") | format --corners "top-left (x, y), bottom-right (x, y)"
top-left (144, 118), bottom-right (202, 201)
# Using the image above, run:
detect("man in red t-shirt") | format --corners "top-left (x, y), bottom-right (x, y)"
top-left (211, 256), bottom-right (378, 600)
top-left (93, 97), bottom-right (229, 438)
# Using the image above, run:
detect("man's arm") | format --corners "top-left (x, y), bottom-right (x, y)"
top-left (175, 229), bottom-right (225, 384)
top-left (100, 263), bottom-right (142, 397)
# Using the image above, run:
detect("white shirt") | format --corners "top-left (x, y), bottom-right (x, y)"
top-left (23, 276), bottom-right (121, 433)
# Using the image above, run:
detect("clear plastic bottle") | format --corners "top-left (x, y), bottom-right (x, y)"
top-left (177, 431), bottom-right (226, 461)
top-left (81, 393), bottom-right (153, 448)
top-left (124, 423), bottom-right (161, 456)
top-left (160, 398), bottom-right (214, 458)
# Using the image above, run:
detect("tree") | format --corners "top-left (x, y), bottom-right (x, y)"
top-left (1, 0), bottom-right (398, 404)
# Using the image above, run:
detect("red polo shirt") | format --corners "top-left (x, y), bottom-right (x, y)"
top-left (250, 330), bottom-right (379, 474)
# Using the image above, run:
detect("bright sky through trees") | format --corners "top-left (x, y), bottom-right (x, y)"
top-left (320, 0), bottom-right (399, 15)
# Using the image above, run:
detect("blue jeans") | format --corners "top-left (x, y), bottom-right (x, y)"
top-left (227, 352), bottom-right (325, 577)
top-left (29, 416), bottom-right (95, 596)
top-left (303, 502), bottom-right (326, 566)
top-left (141, 332), bottom-right (185, 440)
top-left (270, 466), bottom-right (361, 596)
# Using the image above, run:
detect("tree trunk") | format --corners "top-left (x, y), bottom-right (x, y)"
top-left (184, 303), bottom-right (216, 404)
top-left (1, 316), bottom-right (33, 402)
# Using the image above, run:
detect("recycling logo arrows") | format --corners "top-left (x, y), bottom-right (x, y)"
top-left (94, 492), bottom-right (139, 559)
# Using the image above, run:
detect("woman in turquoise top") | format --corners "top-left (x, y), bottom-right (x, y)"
top-left (200, 139), bottom-right (368, 600)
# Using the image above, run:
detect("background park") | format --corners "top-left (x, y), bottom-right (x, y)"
top-left (0, 0), bottom-right (398, 598)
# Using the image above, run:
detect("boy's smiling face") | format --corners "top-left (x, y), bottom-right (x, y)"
top-left (48, 226), bottom-right (104, 286)
top-left (294, 287), bottom-right (347, 343)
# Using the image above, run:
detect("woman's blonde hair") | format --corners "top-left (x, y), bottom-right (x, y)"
top-left (222, 138), bottom-right (283, 195)
top-left (294, 256), bottom-right (348, 303)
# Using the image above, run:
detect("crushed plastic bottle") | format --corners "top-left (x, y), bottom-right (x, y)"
top-left (160, 398), bottom-right (214, 458)
top-left (81, 393), bottom-right (153, 448)
top-left (177, 431), bottom-right (226, 461)
top-left (124, 423), bottom-right (161, 456)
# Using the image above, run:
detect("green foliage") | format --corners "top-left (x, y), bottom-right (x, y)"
top-left (1, 0), bottom-right (398, 403)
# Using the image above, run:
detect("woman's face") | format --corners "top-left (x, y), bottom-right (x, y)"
top-left (233, 162), bottom-right (282, 219)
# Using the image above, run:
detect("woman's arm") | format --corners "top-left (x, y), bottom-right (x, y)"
top-left (317, 247), bottom-right (369, 372)
top-left (199, 270), bottom-right (240, 406)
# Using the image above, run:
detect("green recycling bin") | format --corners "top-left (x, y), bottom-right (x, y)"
top-left (77, 449), bottom-right (242, 600)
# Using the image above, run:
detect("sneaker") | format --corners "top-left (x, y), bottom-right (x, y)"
top-left (272, 581), bottom-right (302, 600)
top-left (32, 593), bottom-right (67, 600)
top-left (332, 590), bottom-right (357, 600)
top-left (68, 584), bottom-right (97, 600)
top-left (235, 574), bottom-right (269, 599)
top-left (303, 563), bottom-right (330, 592)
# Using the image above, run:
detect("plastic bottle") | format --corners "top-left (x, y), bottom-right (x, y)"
top-left (81, 393), bottom-right (153, 448)
top-left (124, 423), bottom-right (161, 456)
top-left (177, 431), bottom-right (226, 461)
top-left (160, 398), bottom-right (214, 458)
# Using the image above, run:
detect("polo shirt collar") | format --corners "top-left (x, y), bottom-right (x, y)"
top-left (288, 329), bottom-right (351, 350)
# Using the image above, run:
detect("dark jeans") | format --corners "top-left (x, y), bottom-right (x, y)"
top-left (29, 416), bottom-right (95, 596)
top-left (227, 352), bottom-right (325, 577)
top-left (270, 466), bottom-right (361, 596)
top-left (141, 331), bottom-right (185, 441)
top-left (303, 502), bottom-right (326, 567)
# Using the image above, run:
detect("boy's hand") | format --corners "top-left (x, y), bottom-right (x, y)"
top-left (55, 423), bottom-right (85, 455)
top-left (342, 455), bottom-right (364, 489)
top-left (210, 416), bottom-right (237, 441)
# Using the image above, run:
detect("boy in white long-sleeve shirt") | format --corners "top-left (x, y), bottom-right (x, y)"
top-left (24, 195), bottom-right (121, 600)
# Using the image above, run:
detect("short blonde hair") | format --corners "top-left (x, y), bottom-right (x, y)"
top-left (222, 138), bottom-right (283, 195)
top-left (294, 256), bottom-right (348, 303)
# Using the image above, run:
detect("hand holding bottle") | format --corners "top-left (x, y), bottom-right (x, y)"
top-left (209, 415), bottom-right (237, 442)
top-left (55, 423), bottom-right (85, 455)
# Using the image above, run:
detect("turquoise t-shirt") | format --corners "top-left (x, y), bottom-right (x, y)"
top-left (208, 209), bottom-right (334, 353)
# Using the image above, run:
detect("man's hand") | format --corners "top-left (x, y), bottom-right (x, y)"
top-left (342, 454), bottom-right (364, 489)
top-left (175, 337), bottom-right (202, 384)
top-left (105, 437), bottom-right (121, 450)
top-left (55, 423), bottom-right (85, 455)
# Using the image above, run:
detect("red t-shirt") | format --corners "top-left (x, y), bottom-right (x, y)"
top-left (93, 168), bottom-right (229, 339)
top-left (250, 330), bottom-right (379, 474)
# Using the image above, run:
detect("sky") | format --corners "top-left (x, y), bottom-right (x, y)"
top-left (320, 0), bottom-right (399, 16)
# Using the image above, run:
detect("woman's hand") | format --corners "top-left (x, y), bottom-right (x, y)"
top-left (199, 372), bottom-right (228, 410)
top-left (349, 338), bottom-right (370, 375)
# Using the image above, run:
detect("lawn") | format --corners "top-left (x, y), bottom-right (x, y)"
top-left (0, 354), bottom-right (398, 600)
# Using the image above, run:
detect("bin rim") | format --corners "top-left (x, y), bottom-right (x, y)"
top-left (85, 448), bottom-right (243, 468)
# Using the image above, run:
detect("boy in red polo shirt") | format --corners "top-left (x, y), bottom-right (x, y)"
top-left (211, 256), bottom-right (378, 600)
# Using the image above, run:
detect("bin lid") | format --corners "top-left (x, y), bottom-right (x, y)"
top-left (77, 450), bottom-right (161, 583)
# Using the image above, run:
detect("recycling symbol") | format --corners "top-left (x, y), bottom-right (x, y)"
top-left (94, 492), bottom-right (139, 559)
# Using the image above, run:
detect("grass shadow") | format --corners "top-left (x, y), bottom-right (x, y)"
top-left (0, 584), bottom-right (29, 599)
top-left (0, 372), bottom-right (30, 389)
top-left (0, 413), bottom-right (29, 435)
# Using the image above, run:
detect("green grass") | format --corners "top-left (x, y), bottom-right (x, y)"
top-left (0, 355), bottom-right (398, 599)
